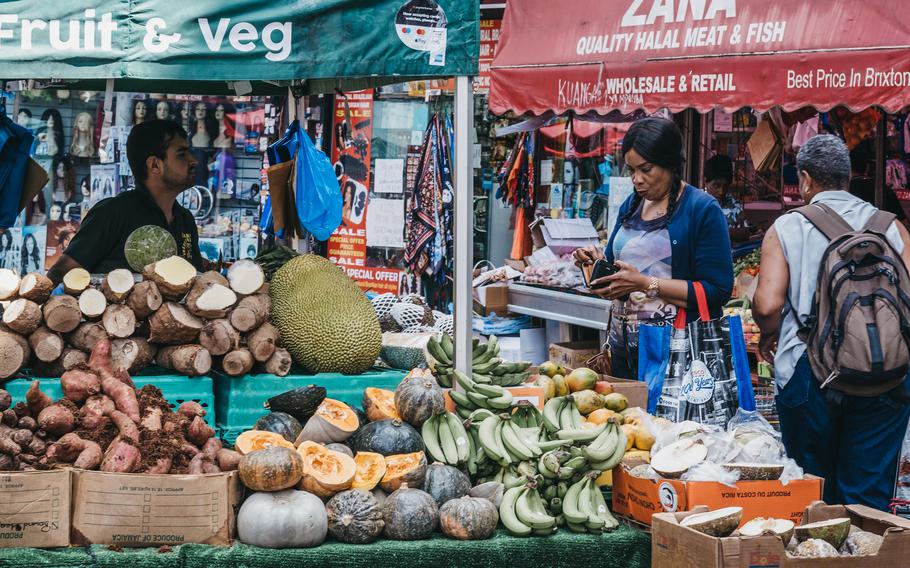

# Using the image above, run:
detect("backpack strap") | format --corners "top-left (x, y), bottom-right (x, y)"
top-left (795, 203), bottom-right (854, 242)
top-left (863, 210), bottom-right (897, 236)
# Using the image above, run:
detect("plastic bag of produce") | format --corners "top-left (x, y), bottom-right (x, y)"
top-left (681, 461), bottom-right (741, 487)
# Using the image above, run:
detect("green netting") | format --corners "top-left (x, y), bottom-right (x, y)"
top-left (0, 527), bottom-right (650, 568)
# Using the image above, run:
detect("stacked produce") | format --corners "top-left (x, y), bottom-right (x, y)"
top-left (0, 339), bottom-right (241, 473)
top-left (677, 506), bottom-right (883, 558)
top-left (371, 293), bottom-right (453, 337)
top-left (724, 298), bottom-right (760, 347)
top-left (0, 255), bottom-right (289, 379)
top-left (428, 335), bottom-right (532, 388)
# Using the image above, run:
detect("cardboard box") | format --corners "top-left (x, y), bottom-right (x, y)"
top-left (444, 385), bottom-right (546, 411)
top-left (473, 283), bottom-right (510, 316)
top-left (529, 217), bottom-right (599, 255)
top-left (652, 502), bottom-right (910, 568)
top-left (612, 465), bottom-right (823, 527)
top-left (548, 341), bottom-right (601, 371)
top-left (71, 470), bottom-right (240, 547)
top-left (0, 469), bottom-right (71, 548)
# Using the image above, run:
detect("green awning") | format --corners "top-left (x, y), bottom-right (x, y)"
top-left (0, 0), bottom-right (478, 93)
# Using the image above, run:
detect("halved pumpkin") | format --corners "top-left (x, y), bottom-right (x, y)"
top-left (234, 430), bottom-right (296, 455)
top-left (297, 441), bottom-right (357, 498)
top-left (352, 452), bottom-right (387, 491)
top-left (379, 451), bottom-right (427, 492)
top-left (295, 398), bottom-right (360, 445)
top-left (363, 388), bottom-right (401, 422)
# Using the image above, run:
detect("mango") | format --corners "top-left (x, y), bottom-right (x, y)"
top-left (622, 450), bottom-right (651, 465)
top-left (586, 408), bottom-right (620, 425)
top-left (538, 361), bottom-right (560, 378)
top-left (594, 380), bottom-right (614, 395)
top-left (632, 426), bottom-right (655, 451)
top-left (553, 375), bottom-right (569, 397)
top-left (603, 392), bottom-right (629, 413)
top-left (534, 376), bottom-right (556, 400)
top-left (620, 424), bottom-right (636, 451)
top-left (572, 389), bottom-right (605, 415)
top-left (566, 367), bottom-right (598, 393)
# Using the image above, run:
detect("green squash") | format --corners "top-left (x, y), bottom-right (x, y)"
top-left (394, 376), bottom-right (445, 428)
top-left (381, 483), bottom-right (438, 540)
top-left (422, 463), bottom-right (470, 506)
top-left (264, 385), bottom-right (326, 422)
top-left (325, 489), bottom-right (385, 544)
top-left (439, 497), bottom-right (499, 540)
top-left (346, 419), bottom-right (424, 456)
top-left (254, 412), bottom-right (302, 443)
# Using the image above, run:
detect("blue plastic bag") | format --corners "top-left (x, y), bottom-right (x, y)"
top-left (293, 121), bottom-right (342, 241)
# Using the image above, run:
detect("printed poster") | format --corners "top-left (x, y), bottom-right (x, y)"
top-left (45, 221), bottom-right (79, 271)
top-left (20, 225), bottom-right (47, 275)
top-left (0, 228), bottom-right (22, 271)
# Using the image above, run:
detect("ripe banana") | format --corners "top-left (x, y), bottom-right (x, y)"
top-left (499, 487), bottom-right (532, 536)
top-left (421, 414), bottom-right (447, 463)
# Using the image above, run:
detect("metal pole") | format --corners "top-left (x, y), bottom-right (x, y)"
top-left (454, 75), bottom-right (474, 374)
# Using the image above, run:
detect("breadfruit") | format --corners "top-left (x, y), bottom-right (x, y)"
top-left (270, 255), bottom-right (381, 374)
top-left (124, 225), bottom-right (177, 272)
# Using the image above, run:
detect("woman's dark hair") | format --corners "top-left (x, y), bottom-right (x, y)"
top-left (126, 120), bottom-right (189, 183)
top-left (620, 117), bottom-right (685, 224)
top-left (704, 154), bottom-right (734, 184)
top-left (20, 233), bottom-right (40, 275)
top-left (189, 102), bottom-right (218, 147)
top-left (40, 109), bottom-right (65, 166)
top-left (132, 98), bottom-right (150, 122)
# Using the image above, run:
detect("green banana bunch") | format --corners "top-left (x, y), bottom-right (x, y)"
top-left (421, 412), bottom-right (471, 467)
top-left (561, 473), bottom-right (619, 533)
top-left (542, 396), bottom-right (585, 433)
top-left (583, 420), bottom-right (627, 471)
top-left (476, 413), bottom-right (547, 466)
top-left (511, 401), bottom-right (543, 429)
top-left (450, 371), bottom-right (514, 412)
top-left (499, 483), bottom-right (559, 536)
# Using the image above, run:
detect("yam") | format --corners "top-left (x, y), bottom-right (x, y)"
top-left (199, 318), bottom-right (240, 356)
top-left (60, 368), bottom-right (102, 402)
top-left (143, 256), bottom-right (197, 300)
top-left (3, 298), bottom-right (42, 334)
top-left (42, 295), bottom-right (81, 333)
top-left (141, 407), bottom-right (163, 431)
top-left (28, 327), bottom-right (64, 363)
top-left (101, 304), bottom-right (137, 339)
top-left (50, 433), bottom-right (102, 469)
top-left (78, 288), bottom-right (108, 320)
top-left (127, 280), bottom-right (163, 319)
top-left (109, 410), bottom-right (140, 442)
top-left (177, 401), bottom-right (206, 419)
top-left (222, 348), bottom-right (254, 377)
top-left (0, 331), bottom-right (30, 379)
top-left (101, 269), bottom-right (135, 303)
top-left (246, 322), bottom-right (279, 362)
top-left (34, 348), bottom-right (90, 378)
top-left (227, 259), bottom-right (265, 296)
top-left (0, 436), bottom-right (21, 455)
top-left (18, 273), bottom-right (52, 303)
top-left (17, 416), bottom-right (36, 431)
top-left (199, 270), bottom-right (229, 287)
top-left (156, 344), bottom-right (212, 376)
top-left (229, 294), bottom-right (270, 332)
top-left (0, 268), bottom-right (21, 300)
top-left (111, 338), bottom-right (156, 374)
top-left (0, 389), bottom-right (9, 412)
top-left (186, 415), bottom-right (215, 446)
top-left (262, 347), bottom-right (292, 377)
top-left (100, 438), bottom-right (141, 473)
top-left (62, 267), bottom-right (91, 295)
top-left (37, 404), bottom-right (76, 436)
top-left (148, 302), bottom-right (203, 344)
top-left (185, 278), bottom-right (237, 319)
top-left (95, 341), bottom-right (140, 422)
top-left (216, 448), bottom-right (241, 471)
top-left (67, 322), bottom-right (109, 353)
top-left (25, 380), bottom-right (53, 416)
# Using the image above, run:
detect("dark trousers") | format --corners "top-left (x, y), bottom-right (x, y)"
top-left (777, 354), bottom-right (910, 511)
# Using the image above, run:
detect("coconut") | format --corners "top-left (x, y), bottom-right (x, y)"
top-left (650, 438), bottom-right (708, 479)
top-left (738, 517), bottom-right (795, 545)
top-left (794, 538), bottom-right (839, 558)
top-left (735, 433), bottom-right (782, 462)
top-left (679, 507), bottom-right (743, 537)
top-left (794, 518), bottom-right (851, 550)
top-left (844, 531), bottom-right (883, 556)
top-left (722, 463), bottom-right (784, 481)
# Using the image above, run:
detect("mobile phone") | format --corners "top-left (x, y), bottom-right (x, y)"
top-left (584, 259), bottom-right (619, 287)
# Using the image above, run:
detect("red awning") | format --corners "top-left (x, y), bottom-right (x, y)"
top-left (490, 0), bottom-right (910, 116)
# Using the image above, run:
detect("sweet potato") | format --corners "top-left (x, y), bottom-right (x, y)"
top-left (0, 434), bottom-right (21, 455)
top-left (0, 389), bottom-right (10, 412)
top-left (11, 429), bottom-right (32, 447)
top-left (19, 454), bottom-right (37, 465)
top-left (50, 433), bottom-right (103, 469)
top-left (100, 373), bottom-right (140, 423)
top-left (13, 402), bottom-right (29, 418)
top-left (186, 415), bottom-right (214, 447)
top-left (25, 381), bottom-right (53, 417)
top-left (202, 461), bottom-right (220, 474)
top-left (177, 401), bottom-right (205, 419)
top-left (1, 409), bottom-right (17, 427)
top-left (37, 404), bottom-right (76, 436)
top-left (215, 449), bottom-right (241, 471)
top-left (83, 395), bottom-right (115, 417)
top-left (109, 410), bottom-right (140, 442)
top-left (27, 437), bottom-right (46, 455)
top-left (17, 416), bottom-right (36, 431)
top-left (201, 437), bottom-right (222, 459)
top-left (188, 453), bottom-right (206, 474)
top-left (144, 457), bottom-right (173, 474)
top-left (60, 368), bottom-right (102, 403)
top-left (140, 407), bottom-right (163, 431)
top-left (179, 442), bottom-right (200, 457)
top-left (0, 454), bottom-right (15, 470)
top-left (100, 438), bottom-right (141, 473)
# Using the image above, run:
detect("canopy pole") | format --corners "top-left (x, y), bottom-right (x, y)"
top-left (453, 75), bottom-right (474, 374)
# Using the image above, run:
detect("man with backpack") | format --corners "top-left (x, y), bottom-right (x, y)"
top-left (754, 134), bottom-right (910, 511)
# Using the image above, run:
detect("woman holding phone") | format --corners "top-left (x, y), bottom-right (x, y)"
top-left (573, 117), bottom-right (733, 380)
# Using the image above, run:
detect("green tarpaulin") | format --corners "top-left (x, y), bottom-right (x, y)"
top-left (0, 528), bottom-right (651, 567)
top-left (0, 1), bottom-right (478, 91)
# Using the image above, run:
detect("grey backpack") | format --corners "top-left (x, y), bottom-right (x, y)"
top-left (794, 202), bottom-right (910, 396)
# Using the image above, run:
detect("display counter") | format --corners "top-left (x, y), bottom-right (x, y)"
top-left (507, 283), bottom-right (611, 331)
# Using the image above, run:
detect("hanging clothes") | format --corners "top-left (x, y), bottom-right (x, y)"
top-left (0, 106), bottom-right (35, 228)
top-left (405, 114), bottom-right (445, 277)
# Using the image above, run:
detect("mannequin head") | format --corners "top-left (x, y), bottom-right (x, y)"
top-left (133, 99), bottom-right (149, 124)
top-left (156, 100), bottom-right (171, 121)
top-left (49, 202), bottom-right (63, 221)
top-left (16, 109), bottom-right (31, 128)
top-left (40, 109), bottom-right (65, 160)
top-left (70, 112), bottom-right (95, 157)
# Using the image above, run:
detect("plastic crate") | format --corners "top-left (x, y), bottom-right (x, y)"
top-left (214, 367), bottom-right (408, 444)
top-left (2, 375), bottom-right (216, 427)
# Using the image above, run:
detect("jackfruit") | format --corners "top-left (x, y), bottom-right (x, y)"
top-left (270, 255), bottom-right (381, 374)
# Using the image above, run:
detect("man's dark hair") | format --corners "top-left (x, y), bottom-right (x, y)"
top-left (127, 120), bottom-right (188, 183)
top-left (705, 154), bottom-right (734, 184)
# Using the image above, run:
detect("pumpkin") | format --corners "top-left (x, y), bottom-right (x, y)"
top-left (352, 452), bottom-right (387, 491)
top-left (238, 447), bottom-right (304, 492)
top-left (234, 430), bottom-right (296, 456)
top-left (394, 375), bottom-right (445, 428)
top-left (238, 489), bottom-right (327, 548)
top-left (325, 489), bottom-right (385, 544)
top-left (382, 483), bottom-right (439, 540)
top-left (372, 488), bottom-right (389, 508)
top-left (352, 406), bottom-right (369, 428)
top-left (265, 385), bottom-right (327, 423)
top-left (297, 441), bottom-right (357, 498)
top-left (422, 463), bottom-right (471, 506)
top-left (326, 443), bottom-right (354, 458)
top-left (254, 412), bottom-right (302, 442)
top-left (469, 481), bottom-right (505, 507)
top-left (363, 388), bottom-right (401, 421)
top-left (379, 451), bottom-right (427, 492)
top-left (346, 419), bottom-right (424, 456)
top-left (295, 398), bottom-right (360, 444)
top-left (439, 497), bottom-right (499, 540)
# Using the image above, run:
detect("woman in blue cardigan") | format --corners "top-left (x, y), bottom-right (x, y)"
top-left (574, 117), bottom-right (733, 380)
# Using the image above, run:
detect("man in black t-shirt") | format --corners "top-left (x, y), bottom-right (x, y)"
top-left (848, 141), bottom-right (909, 225)
top-left (48, 120), bottom-right (205, 283)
